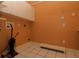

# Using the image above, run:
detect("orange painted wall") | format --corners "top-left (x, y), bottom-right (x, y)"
top-left (31, 2), bottom-right (79, 50)
top-left (0, 12), bottom-right (32, 54)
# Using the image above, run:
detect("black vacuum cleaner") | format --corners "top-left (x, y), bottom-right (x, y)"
top-left (1, 24), bottom-right (19, 58)
top-left (7, 24), bottom-right (19, 57)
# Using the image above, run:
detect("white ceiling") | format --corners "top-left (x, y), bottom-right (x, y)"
top-left (28, 1), bottom-right (79, 6)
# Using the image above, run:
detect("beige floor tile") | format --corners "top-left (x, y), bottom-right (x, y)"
top-left (56, 53), bottom-right (66, 58)
top-left (34, 55), bottom-right (44, 58)
top-left (45, 53), bottom-right (56, 58)
top-left (31, 49), bottom-right (40, 54)
top-left (34, 47), bottom-right (41, 50)
top-left (38, 49), bottom-right (49, 57)
top-left (72, 50), bottom-right (79, 58)
top-left (20, 51), bottom-right (33, 58)
top-left (65, 48), bottom-right (79, 58)
top-left (66, 52), bottom-right (77, 58)
top-left (21, 51), bottom-right (38, 58)
top-left (75, 54), bottom-right (79, 58)
top-left (16, 43), bottom-right (30, 49)
top-left (16, 48), bottom-right (25, 53)
top-left (25, 53), bottom-right (37, 58)
top-left (14, 54), bottom-right (26, 58)
top-left (16, 41), bottom-right (79, 58)
top-left (48, 50), bottom-right (56, 54)
top-left (16, 47), bottom-right (31, 53)
top-left (66, 54), bottom-right (76, 58)
top-left (45, 51), bottom-right (56, 58)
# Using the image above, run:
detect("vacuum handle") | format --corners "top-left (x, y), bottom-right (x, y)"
top-left (10, 24), bottom-right (13, 38)
top-left (14, 32), bottom-right (19, 38)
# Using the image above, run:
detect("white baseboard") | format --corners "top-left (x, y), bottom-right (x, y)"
top-left (40, 43), bottom-right (79, 53)
top-left (40, 43), bottom-right (65, 52)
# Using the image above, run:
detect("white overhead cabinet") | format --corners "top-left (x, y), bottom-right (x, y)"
top-left (1, 1), bottom-right (35, 21)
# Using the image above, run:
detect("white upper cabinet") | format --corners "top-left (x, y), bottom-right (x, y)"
top-left (1, 1), bottom-right (35, 21)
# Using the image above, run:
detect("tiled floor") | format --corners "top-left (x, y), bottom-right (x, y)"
top-left (15, 41), bottom-right (79, 58)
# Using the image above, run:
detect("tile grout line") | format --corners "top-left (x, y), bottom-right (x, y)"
top-left (65, 48), bottom-right (67, 58)
top-left (55, 51), bottom-right (57, 58)
top-left (16, 42), bottom-right (79, 58)
top-left (43, 50), bottom-right (49, 58)
top-left (32, 47), bottom-right (42, 57)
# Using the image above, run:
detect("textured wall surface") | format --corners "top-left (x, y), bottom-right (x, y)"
top-left (31, 2), bottom-right (79, 50)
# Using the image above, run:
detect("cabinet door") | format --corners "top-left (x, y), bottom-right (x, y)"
top-left (0, 20), bottom-right (9, 54)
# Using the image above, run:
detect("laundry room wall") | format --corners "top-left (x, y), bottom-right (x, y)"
top-left (31, 2), bottom-right (79, 50)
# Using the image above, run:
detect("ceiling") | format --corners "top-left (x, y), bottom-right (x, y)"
top-left (27, 1), bottom-right (79, 6)
top-left (0, 1), bottom-right (3, 4)
top-left (27, 1), bottom-right (44, 5)
top-left (0, 1), bottom-right (6, 8)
